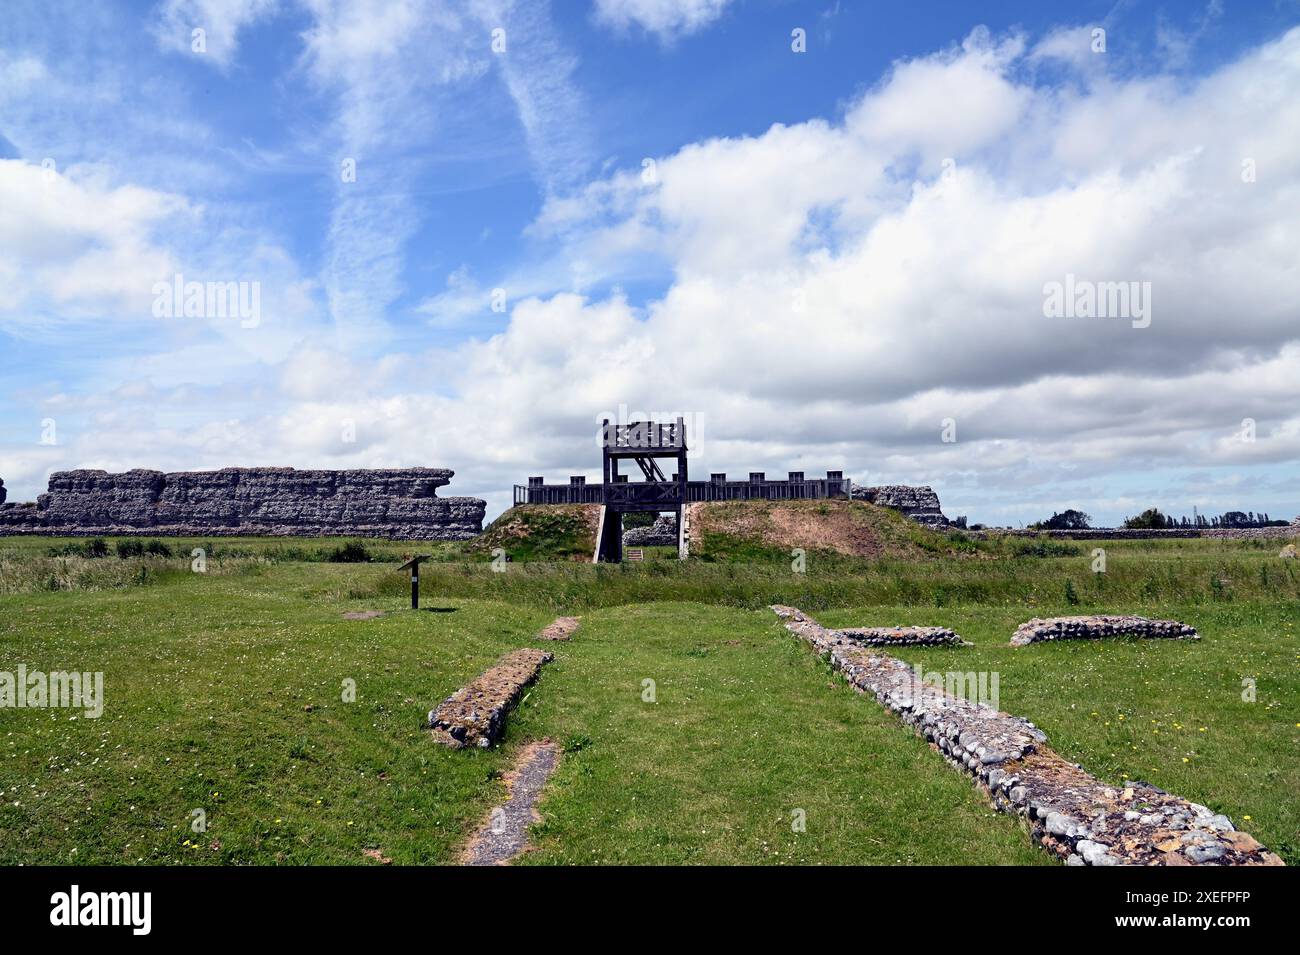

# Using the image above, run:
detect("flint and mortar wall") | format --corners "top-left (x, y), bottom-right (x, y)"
top-left (1010, 615), bottom-right (1199, 647)
top-left (0, 467), bottom-right (485, 540)
top-left (428, 648), bottom-right (553, 749)
top-left (772, 605), bottom-right (1281, 866)
top-left (852, 485), bottom-right (954, 527)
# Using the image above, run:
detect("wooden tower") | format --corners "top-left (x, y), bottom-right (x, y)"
top-left (595, 417), bottom-right (688, 562)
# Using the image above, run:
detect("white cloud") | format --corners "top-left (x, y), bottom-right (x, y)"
top-left (7, 21), bottom-right (1300, 528)
top-left (296, 0), bottom-right (491, 342)
top-left (1029, 25), bottom-right (1104, 69)
top-left (154, 0), bottom-right (279, 68)
top-left (0, 160), bottom-right (186, 326)
top-left (847, 28), bottom-right (1030, 161)
top-left (593, 0), bottom-right (733, 41)
top-left (472, 0), bottom-right (595, 192)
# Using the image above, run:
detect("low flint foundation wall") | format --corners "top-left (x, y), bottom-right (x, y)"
top-left (427, 648), bottom-right (553, 749)
top-left (837, 625), bottom-right (968, 647)
top-left (772, 605), bottom-right (1281, 866)
top-left (968, 524), bottom-right (1299, 541)
top-left (1010, 615), bottom-right (1199, 647)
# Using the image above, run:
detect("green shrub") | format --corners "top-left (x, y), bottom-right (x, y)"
top-left (326, 541), bottom-right (373, 563)
top-left (115, 539), bottom-right (145, 558)
top-left (1124, 508), bottom-right (1171, 529)
top-left (1064, 578), bottom-right (1079, 605)
top-left (144, 539), bottom-right (173, 557)
top-left (1009, 536), bottom-right (1081, 558)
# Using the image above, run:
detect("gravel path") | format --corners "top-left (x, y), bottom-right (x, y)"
top-left (462, 740), bottom-right (560, 865)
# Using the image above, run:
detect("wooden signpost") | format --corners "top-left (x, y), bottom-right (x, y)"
top-left (397, 555), bottom-right (432, 610)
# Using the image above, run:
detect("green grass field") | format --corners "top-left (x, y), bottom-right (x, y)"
top-left (0, 531), bottom-right (1296, 865)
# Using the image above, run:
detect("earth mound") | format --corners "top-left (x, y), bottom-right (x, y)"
top-left (467, 504), bottom-right (601, 561)
top-left (687, 498), bottom-right (952, 560)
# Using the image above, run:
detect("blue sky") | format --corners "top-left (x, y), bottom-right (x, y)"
top-left (2, 0), bottom-right (1299, 525)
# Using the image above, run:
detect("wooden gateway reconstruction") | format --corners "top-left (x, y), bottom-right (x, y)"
top-left (514, 418), bottom-right (850, 562)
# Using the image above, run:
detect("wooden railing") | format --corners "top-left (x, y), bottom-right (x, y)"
top-left (601, 419), bottom-right (685, 451)
top-left (514, 475), bottom-right (849, 507)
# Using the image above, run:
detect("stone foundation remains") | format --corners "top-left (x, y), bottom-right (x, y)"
top-left (0, 467), bottom-right (485, 540)
top-left (537, 617), bottom-right (581, 641)
top-left (428, 648), bottom-right (553, 749)
top-left (836, 625), bottom-right (968, 647)
top-left (1011, 615), bottom-right (1199, 647)
top-left (969, 520), bottom-right (1300, 541)
top-left (772, 605), bottom-right (1281, 866)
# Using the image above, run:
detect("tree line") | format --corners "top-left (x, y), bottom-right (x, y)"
top-left (1029, 508), bottom-right (1290, 531)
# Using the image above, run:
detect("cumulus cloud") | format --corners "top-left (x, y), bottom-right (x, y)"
top-left (7, 21), bottom-right (1300, 528)
top-left (476, 26), bottom-right (1300, 519)
top-left (0, 160), bottom-right (186, 327)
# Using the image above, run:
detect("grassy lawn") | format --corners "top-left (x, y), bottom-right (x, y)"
top-left (0, 532), bottom-right (1295, 865)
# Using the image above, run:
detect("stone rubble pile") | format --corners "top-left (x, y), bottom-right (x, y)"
top-left (1011, 615), bottom-right (1198, 647)
top-left (622, 514), bottom-right (677, 546)
top-left (772, 605), bottom-right (1282, 866)
top-left (836, 625), bottom-right (968, 647)
top-left (0, 467), bottom-right (485, 540)
top-left (427, 648), bottom-right (553, 749)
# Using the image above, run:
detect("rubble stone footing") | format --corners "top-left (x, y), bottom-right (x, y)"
top-left (537, 617), bottom-right (580, 641)
top-left (837, 625), bottom-right (968, 647)
top-left (1011, 615), bottom-right (1199, 647)
top-left (771, 605), bottom-right (1281, 867)
top-left (428, 648), bottom-right (553, 749)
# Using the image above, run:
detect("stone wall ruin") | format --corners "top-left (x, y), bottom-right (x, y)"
top-left (0, 467), bottom-right (485, 540)
top-left (772, 605), bottom-right (1281, 866)
top-left (1010, 615), bottom-right (1199, 647)
top-left (852, 485), bottom-right (957, 528)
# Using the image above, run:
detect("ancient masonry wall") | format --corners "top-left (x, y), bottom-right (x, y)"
top-left (0, 467), bottom-right (486, 540)
top-left (968, 520), bottom-right (1300, 540)
top-left (1011, 615), bottom-right (1199, 647)
top-left (837, 625), bottom-right (968, 647)
top-left (772, 605), bottom-right (1281, 866)
top-left (428, 648), bottom-right (553, 749)
top-left (852, 485), bottom-right (954, 528)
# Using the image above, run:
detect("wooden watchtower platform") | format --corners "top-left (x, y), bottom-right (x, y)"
top-left (515, 417), bottom-right (850, 563)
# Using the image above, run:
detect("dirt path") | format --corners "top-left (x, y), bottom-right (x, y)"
top-left (461, 739), bottom-right (560, 865)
